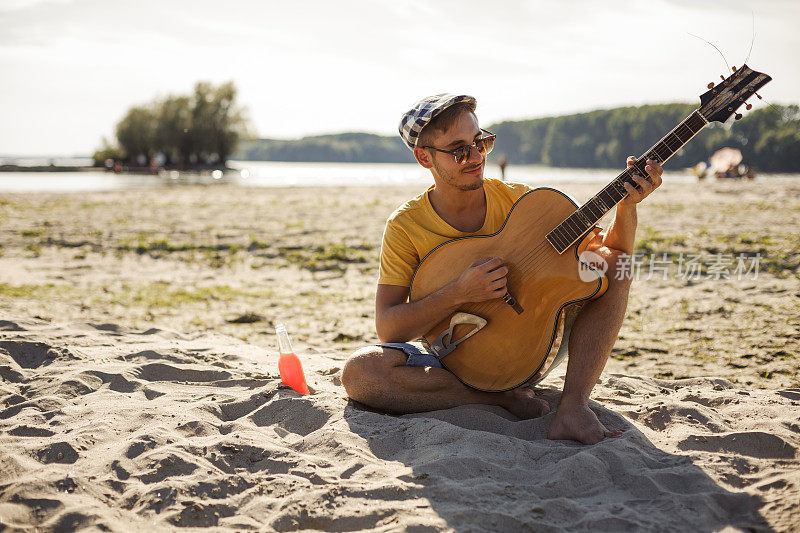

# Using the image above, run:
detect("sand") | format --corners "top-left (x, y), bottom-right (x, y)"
top-left (1, 178), bottom-right (799, 531)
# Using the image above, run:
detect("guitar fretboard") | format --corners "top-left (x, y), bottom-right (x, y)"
top-left (546, 110), bottom-right (708, 253)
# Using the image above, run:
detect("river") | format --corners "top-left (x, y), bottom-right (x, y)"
top-left (1, 160), bottom-right (797, 194)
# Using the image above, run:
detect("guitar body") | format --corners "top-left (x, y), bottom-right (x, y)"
top-left (408, 188), bottom-right (608, 392)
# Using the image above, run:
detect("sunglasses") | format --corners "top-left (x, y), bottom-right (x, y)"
top-left (423, 129), bottom-right (496, 165)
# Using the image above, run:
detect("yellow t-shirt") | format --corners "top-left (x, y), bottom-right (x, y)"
top-left (378, 178), bottom-right (532, 287)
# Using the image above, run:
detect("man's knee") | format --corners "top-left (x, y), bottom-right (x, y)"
top-left (341, 346), bottom-right (375, 398)
top-left (341, 346), bottom-right (403, 402)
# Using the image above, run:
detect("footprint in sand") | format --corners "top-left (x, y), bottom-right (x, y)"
top-left (129, 362), bottom-right (232, 383)
top-left (678, 431), bottom-right (797, 459)
top-left (36, 441), bottom-right (79, 464)
top-left (0, 341), bottom-right (74, 369)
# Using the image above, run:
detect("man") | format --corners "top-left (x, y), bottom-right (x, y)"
top-left (341, 94), bottom-right (662, 444)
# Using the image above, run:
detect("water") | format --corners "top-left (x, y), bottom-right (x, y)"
top-left (0, 160), bottom-right (796, 194)
top-left (0, 156), bottom-right (93, 167)
top-left (227, 161), bottom-right (701, 188)
top-left (0, 171), bottom-right (165, 193)
top-left (229, 161), bottom-right (431, 187)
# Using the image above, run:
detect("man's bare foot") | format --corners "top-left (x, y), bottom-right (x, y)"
top-left (500, 387), bottom-right (551, 420)
top-left (547, 402), bottom-right (625, 444)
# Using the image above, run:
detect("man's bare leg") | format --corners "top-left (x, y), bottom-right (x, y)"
top-left (342, 347), bottom-right (550, 420)
top-left (547, 248), bottom-right (631, 444)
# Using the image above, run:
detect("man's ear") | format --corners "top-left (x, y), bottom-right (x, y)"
top-left (414, 146), bottom-right (433, 169)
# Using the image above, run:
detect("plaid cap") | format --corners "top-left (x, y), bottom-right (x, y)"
top-left (398, 93), bottom-right (477, 150)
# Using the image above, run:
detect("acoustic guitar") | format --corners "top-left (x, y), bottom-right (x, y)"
top-left (408, 64), bottom-right (772, 392)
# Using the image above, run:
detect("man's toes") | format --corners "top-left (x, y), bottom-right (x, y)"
top-left (534, 398), bottom-right (551, 416)
top-left (583, 428), bottom-right (606, 445)
top-left (521, 397), bottom-right (550, 418)
top-left (605, 428), bottom-right (625, 438)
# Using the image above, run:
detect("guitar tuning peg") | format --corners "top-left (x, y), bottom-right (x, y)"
top-left (707, 82), bottom-right (714, 89)
top-left (734, 113), bottom-right (743, 120)
top-left (732, 65), bottom-right (737, 72)
top-left (756, 93), bottom-right (763, 100)
top-left (746, 103), bottom-right (753, 110)
top-left (720, 75), bottom-right (725, 80)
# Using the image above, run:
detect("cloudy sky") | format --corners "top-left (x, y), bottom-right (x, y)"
top-left (1, 0), bottom-right (797, 156)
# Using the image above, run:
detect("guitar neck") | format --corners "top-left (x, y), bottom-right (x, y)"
top-left (545, 110), bottom-right (709, 254)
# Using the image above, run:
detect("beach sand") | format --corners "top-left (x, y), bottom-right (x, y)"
top-left (1, 179), bottom-right (798, 531)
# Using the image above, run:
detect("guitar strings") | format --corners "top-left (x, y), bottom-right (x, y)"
top-left (480, 239), bottom-right (585, 316)
top-left (688, 32), bottom-right (732, 75)
top-left (485, 114), bottom-right (708, 311)
top-left (479, 239), bottom-right (553, 315)
top-left (744, 11), bottom-right (755, 66)
top-left (476, 171), bottom-right (641, 314)
top-left (475, 210), bottom-right (635, 316)
top-left (543, 115), bottom-right (702, 252)
top-left (468, 202), bottom-right (602, 315)
top-left (466, 84), bottom-right (756, 317)
top-left (480, 124), bottom-right (697, 315)
top-left (476, 182), bottom-right (638, 314)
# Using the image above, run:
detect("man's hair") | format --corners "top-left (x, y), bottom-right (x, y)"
top-left (417, 101), bottom-right (477, 148)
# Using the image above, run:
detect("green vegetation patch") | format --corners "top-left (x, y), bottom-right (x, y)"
top-left (635, 226), bottom-right (687, 254)
top-left (116, 234), bottom-right (194, 255)
top-left (0, 282), bottom-right (72, 300)
top-left (631, 225), bottom-right (799, 279)
top-left (279, 243), bottom-right (374, 271)
top-left (105, 282), bottom-right (272, 309)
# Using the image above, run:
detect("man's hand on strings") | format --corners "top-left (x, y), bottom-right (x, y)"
top-left (453, 257), bottom-right (508, 304)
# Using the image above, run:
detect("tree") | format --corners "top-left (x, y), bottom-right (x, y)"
top-left (154, 95), bottom-right (192, 165)
top-left (189, 81), bottom-right (249, 165)
top-left (94, 81), bottom-right (250, 168)
top-left (115, 106), bottom-right (156, 163)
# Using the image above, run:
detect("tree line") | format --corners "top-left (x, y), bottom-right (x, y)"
top-left (490, 103), bottom-right (800, 172)
top-left (97, 88), bottom-right (799, 172)
top-left (94, 81), bottom-right (250, 169)
top-left (236, 132), bottom-right (412, 163)
top-left (235, 103), bottom-right (800, 172)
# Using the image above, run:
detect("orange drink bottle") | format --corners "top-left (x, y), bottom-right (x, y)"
top-left (276, 323), bottom-right (309, 394)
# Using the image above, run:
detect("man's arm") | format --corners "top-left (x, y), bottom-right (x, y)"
top-left (375, 257), bottom-right (508, 343)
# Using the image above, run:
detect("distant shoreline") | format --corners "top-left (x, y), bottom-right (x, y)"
top-left (0, 164), bottom-right (237, 174)
top-left (0, 164), bottom-right (100, 173)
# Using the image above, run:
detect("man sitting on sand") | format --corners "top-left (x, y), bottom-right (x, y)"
top-left (341, 94), bottom-right (663, 444)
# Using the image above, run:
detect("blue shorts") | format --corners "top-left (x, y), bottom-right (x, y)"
top-left (379, 342), bottom-right (444, 369)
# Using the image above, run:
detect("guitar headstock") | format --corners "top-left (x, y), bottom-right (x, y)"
top-left (699, 64), bottom-right (771, 124)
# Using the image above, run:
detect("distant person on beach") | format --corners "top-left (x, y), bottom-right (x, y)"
top-left (342, 94), bottom-right (663, 444)
top-left (498, 155), bottom-right (507, 181)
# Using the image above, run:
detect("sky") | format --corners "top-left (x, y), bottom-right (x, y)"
top-left (0, 0), bottom-right (797, 156)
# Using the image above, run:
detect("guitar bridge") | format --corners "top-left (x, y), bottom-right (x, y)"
top-left (502, 291), bottom-right (524, 314)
